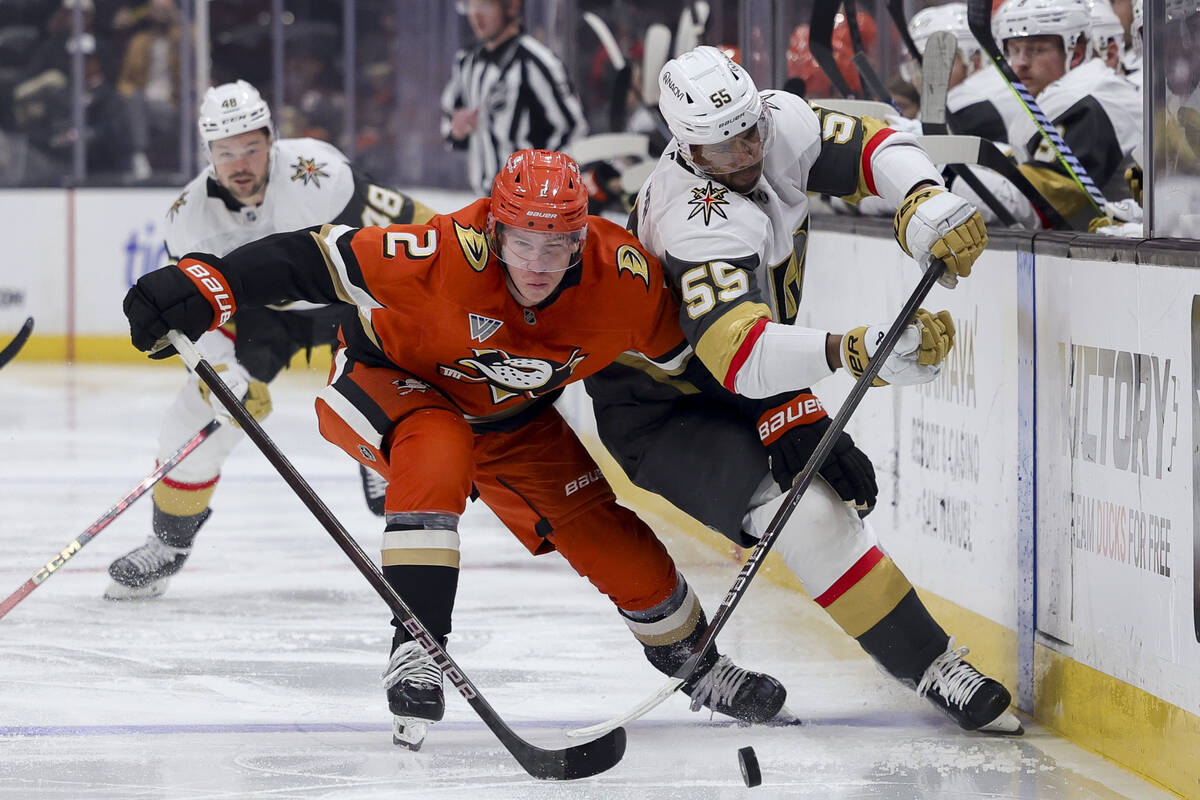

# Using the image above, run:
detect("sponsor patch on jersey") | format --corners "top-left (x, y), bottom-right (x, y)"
top-left (468, 313), bottom-right (503, 343)
top-left (454, 220), bottom-right (489, 272)
top-left (438, 347), bottom-right (587, 404)
top-left (290, 156), bottom-right (330, 186)
top-left (392, 377), bottom-right (431, 395)
top-left (615, 244), bottom-right (650, 288)
top-left (686, 181), bottom-right (730, 226)
top-left (168, 190), bottom-right (188, 220)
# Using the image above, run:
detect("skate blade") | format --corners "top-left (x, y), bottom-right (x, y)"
top-left (765, 704), bottom-right (803, 727)
top-left (103, 578), bottom-right (170, 601)
top-left (978, 709), bottom-right (1024, 736)
top-left (392, 716), bottom-right (429, 751)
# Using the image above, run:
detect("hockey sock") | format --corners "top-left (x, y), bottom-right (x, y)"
top-left (620, 576), bottom-right (719, 686)
top-left (152, 505), bottom-right (212, 549)
top-left (382, 563), bottom-right (459, 648)
top-left (854, 589), bottom-right (951, 683)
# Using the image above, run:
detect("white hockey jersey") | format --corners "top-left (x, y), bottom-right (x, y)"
top-left (164, 137), bottom-right (425, 259)
top-left (629, 90), bottom-right (942, 398)
top-left (1007, 58), bottom-right (1142, 196)
top-left (946, 65), bottom-right (1028, 144)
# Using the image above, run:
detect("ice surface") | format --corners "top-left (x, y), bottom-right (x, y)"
top-left (0, 364), bottom-right (1175, 799)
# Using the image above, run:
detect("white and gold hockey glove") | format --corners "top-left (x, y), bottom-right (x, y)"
top-left (842, 309), bottom-right (956, 387)
top-left (198, 363), bottom-right (272, 428)
top-left (893, 186), bottom-right (987, 288)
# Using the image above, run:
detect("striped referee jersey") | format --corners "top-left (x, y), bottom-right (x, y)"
top-left (441, 32), bottom-right (588, 196)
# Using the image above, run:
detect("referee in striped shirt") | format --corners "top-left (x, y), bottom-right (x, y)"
top-left (441, 0), bottom-right (588, 196)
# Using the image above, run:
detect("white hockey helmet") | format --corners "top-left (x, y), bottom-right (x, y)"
top-left (905, 3), bottom-right (981, 79)
top-left (197, 80), bottom-right (273, 144)
top-left (658, 45), bottom-right (765, 146)
top-left (909, 3), bottom-right (981, 60)
top-left (995, 0), bottom-right (1092, 66)
top-left (1087, 0), bottom-right (1125, 56)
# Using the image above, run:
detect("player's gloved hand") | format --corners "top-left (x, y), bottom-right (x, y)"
top-left (198, 363), bottom-right (272, 428)
top-left (757, 392), bottom-right (877, 515)
top-left (123, 255), bottom-right (237, 358)
top-left (842, 308), bottom-right (955, 386)
top-left (1124, 165), bottom-right (1143, 206)
top-left (893, 185), bottom-right (987, 288)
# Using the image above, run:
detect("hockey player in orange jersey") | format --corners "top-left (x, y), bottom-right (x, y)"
top-left (121, 148), bottom-right (790, 750)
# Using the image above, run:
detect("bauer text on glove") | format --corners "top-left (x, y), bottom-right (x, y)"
top-left (757, 392), bottom-right (877, 514)
top-left (123, 255), bottom-right (238, 357)
top-left (841, 308), bottom-right (955, 387)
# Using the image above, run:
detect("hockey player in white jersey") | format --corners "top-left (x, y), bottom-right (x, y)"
top-left (954, 0), bottom-right (1142, 228)
top-left (105, 80), bottom-right (434, 600)
top-left (907, 2), bottom-right (1026, 143)
top-left (585, 46), bottom-right (1023, 735)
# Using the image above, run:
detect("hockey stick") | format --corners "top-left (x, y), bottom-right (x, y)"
top-left (965, 0), bottom-right (1108, 216)
top-left (0, 419), bottom-right (221, 621)
top-left (810, 0), bottom-right (856, 97)
top-left (919, 31), bottom-right (1020, 229)
top-left (0, 316), bottom-right (33, 369)
top-left (165, 330), bottom-right (625, 781)
top-left (841, 0), bottom-right (893, 103)
top-left (886, 0), bottom-right (922, 70)
top-left (570, 258), bottom-right (949, 738)
top-left (582, 11), bottom-right (633, 132)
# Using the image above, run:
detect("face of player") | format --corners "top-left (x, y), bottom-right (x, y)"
top-left (1005, 35), bottom-right (1069, 97)
top-left (210, 129), bottom-right (272, 205)
top-left (499, 227), bottom-right (582, 306)
top-left (690, 123), bottom-right (766, 195)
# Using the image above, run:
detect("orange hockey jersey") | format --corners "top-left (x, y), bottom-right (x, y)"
top-left (188, 198), bottom-right (689, 426)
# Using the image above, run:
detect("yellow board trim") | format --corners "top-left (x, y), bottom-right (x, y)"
top-left (16, 336), bottom-right (333, 372)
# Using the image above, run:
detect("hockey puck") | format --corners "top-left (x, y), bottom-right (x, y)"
top-left (737, 745), bottom-right (761, 787)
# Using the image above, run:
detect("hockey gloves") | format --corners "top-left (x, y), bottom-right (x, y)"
top-left (756, 392), bottom-right (877, 515)
top-left (894, 186), bottom-right (987, 288)
top-left (198, 363), bottom-right (273, 427)
top-left (124, 255), bottom-right (238, 358)
top-left (842, 308), bottom-right (955, 387)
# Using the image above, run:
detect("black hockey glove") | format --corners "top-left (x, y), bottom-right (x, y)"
top-left (756, 392), bottom-right (878, 516)
top-left (124, 255), bottom-right (236, 358)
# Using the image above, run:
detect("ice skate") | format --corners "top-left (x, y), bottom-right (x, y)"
top-left (104, 535), bottom-right (190, 600)
top-left (359, 463), bottom-right (388, 517)
top-left (684, 655), bottom-right (793, 726)
top-left (917, 638), bottom-right (1023, 734)
top-left (383, 640), bottom-right (445, 750)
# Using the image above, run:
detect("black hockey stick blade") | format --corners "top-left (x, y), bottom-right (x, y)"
top-left (0, 316), bottom-right (33, 369)
top-left (165, 331), bottom-right (626, 781)
top-left (571, 260), bottom-right (949, 737)
top-left (810, 0), bottom-right (856, 97)
top-left (842, 0), bottom-right (892, 103)
top-left (887, 0), bottom-right (922, 65)
top-left (965, 0), bottom-right (1108, 215)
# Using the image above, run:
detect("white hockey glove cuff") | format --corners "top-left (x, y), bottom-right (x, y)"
top-left (894, 186), bottom-right (988, 288)
top-left (198, 363), bottom-right (272, 427)
top-left (842, 309), bottom-right (956, 387)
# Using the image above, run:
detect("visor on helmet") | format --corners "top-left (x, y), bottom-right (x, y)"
top-left (686, 107), bottom-right (772, 178)
top-left (489, 223), bottom-right (586, 273)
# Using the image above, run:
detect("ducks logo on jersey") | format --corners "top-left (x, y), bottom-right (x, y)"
top-left (438, 347), bottom-right (587, 404)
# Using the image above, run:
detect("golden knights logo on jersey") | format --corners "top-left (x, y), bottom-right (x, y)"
top-left (687, 181), bottom-right (730, 225)
top-left (290, 157), bottom-right (330, 186)
top-left (168, 191), bottom-right (188, 221)
top-left (438, 347), bottom-right (587, 403)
